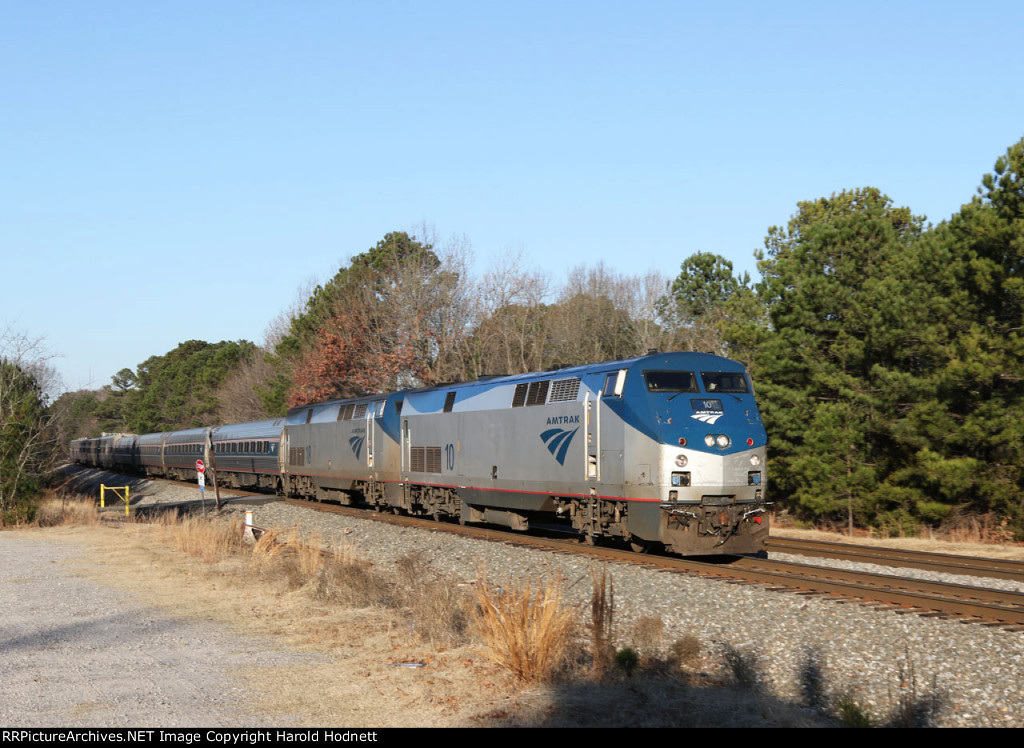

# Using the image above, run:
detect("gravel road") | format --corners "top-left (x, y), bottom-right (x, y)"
top-left (0, 532), bottom-right (320, 727)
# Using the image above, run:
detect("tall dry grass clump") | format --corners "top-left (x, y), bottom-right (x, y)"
top-left (248, 526), bottom-right (395, 609)
top-left (473, 568), bottom-right (577, 684)
top-left (393, 554), bottom-right (473, 645)
top-left (172, 514), bottom-right (245, 563)
top-left (250, 527), bottom-right (328, 583)
top-left (589, 564), bottom-right (614, 678)
top-left (32, 493), bottom-right (102, 527)
top-left (942, 512), bottom-right (1016, 545)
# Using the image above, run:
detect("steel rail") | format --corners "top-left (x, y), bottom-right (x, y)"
top-left (282, 499), bottom-right (1024, 628)
top-left (766, 536), bottom-right (1024, 582)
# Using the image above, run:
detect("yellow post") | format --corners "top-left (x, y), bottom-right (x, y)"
top-left (100, 485), bottom-right (131, 516)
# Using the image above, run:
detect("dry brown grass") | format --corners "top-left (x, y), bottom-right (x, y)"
top-left (938, 511), bottom-right (1016, 546)
top-left (32, 493), bottom-right (103, 527)
top-left (668, 634), bottom-right (703, 668)
top-left (472, 568), bottom-right (578, 684)
top-left (9, 507), bottom-right (848, 726)
top-left (771, 513), bottom-right (1024, 559)
top-left (392, 554), bottom-right (473, 646)
top-left (589, 563), bottom-right (614, 678)
top-left (172, 514), bottom-right (246, 563)
top-left (631, 615), bottom-right (664, 660)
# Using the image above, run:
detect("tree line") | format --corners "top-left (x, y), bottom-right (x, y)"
top-left (26, 137), bottom-right (1024, 537)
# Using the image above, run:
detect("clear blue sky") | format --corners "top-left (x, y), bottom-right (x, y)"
top-left (2, 0), bottom-right (1022, 394)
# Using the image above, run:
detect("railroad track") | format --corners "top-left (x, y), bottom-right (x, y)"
top-left (87, 467), bottom-right (1024, 631)
top-left (281, 498), bottom-right (1024, 630)
top-left (766, 536), bottom-right (1024, 582)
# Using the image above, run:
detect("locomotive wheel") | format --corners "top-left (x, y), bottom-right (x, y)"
top-left (629, 537), bottom-right (653, 554)
top-left (581, 532), bottom-right (600, 546)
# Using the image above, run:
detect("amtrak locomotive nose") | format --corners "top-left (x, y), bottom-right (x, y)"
top-left (639, 362), bottom-right (768, 553)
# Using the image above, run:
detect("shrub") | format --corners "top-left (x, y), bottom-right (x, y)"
top-left (473, 569), bottom-right (577, 684)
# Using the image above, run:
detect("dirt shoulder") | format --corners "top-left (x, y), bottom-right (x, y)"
top-left (2, 519), bottom-right (838, 728)
top-left (0, 524), bottom-right (520, 727)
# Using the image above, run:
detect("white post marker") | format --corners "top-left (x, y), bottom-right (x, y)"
top-left (244, 509), bottom-right (256, 543)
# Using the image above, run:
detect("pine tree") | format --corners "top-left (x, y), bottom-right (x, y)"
top-left (746, 188), bottom-right (927, 531)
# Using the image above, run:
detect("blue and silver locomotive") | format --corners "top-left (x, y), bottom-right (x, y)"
top-left (383, 351), bottom-right (768, 554)
top-left (71, 351), bottom-right (769, 556)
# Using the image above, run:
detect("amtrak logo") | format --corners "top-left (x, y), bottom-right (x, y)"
top-left (348, 435), bottom-right (364, 459)
top-left (691, 413), bottom-right (724, 425)
top-left (540, 427), bottom-right (579, 466)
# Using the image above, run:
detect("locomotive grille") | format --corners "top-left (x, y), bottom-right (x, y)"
top-left (512, 379), bottom-right (554, 407)
top-left (526, 380), bottom-right (549, 406)
top-left (549, 377), bottom-right (581, 402)
top-left (410, 446), bottom-right (442, 473)
top-left (512, 383), bottom-right (528, 407)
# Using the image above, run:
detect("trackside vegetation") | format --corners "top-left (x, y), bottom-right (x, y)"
top-left (45, 136), bottom-right (1024, 540)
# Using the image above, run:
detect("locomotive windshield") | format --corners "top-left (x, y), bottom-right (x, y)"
top-left (700, 371), bottom-right (750, 393)
top-left (644, 371), bottom-right (698, 393)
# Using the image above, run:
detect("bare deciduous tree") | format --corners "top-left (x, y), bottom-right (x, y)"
top-left (465, 248), bottom-right (550, 377)
top-left (215, 348), bottom-right (277, 424)
top-left (0, 327), bottom-right (63, 524)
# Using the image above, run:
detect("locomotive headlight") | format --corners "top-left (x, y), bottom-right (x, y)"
top-left (704, 434), bottom-right (731, 448)
top-left (675, 454), bottom-right (688, 468)
top-left (749, 454), bottom-right (761, 467)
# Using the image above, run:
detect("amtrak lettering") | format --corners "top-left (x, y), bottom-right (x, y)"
top-left (545, 415), bottom-right (580, 425)
top-left (691, 412), bottom-right (724, 425)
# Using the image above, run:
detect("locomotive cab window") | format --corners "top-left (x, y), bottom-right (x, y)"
top-left (643, 371), bottom-right (698, 393)
top-left (700, 371), bottom-right (750, 393)
top-left (602, 370), bottom-right (626, 397)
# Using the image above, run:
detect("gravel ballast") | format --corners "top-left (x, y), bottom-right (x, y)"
top-left (33, 469), bottom-right (1024, 727)
top-left (237, 500), bottom-right (1024, 728)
